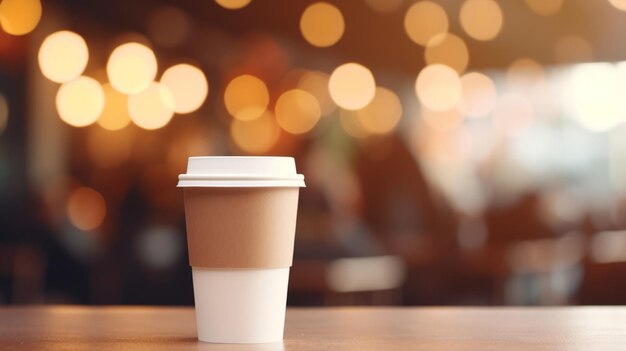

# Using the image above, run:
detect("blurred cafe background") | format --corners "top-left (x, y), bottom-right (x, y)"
top-left (2, 0), bottom-right (626, 307)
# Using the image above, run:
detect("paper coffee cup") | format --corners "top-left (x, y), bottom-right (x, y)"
top-left (178, 157), bottom-right (305, 343)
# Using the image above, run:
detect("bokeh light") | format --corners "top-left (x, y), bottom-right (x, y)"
top-left (55, 76), bottom-right (105, 127)
top-left (339, 109), bottom-right (368, 138)
top-left (328, 63), bottom-right (376, 110)
top-left (128, 82), bottom-right (175, 130)
top-left (421, 106), bottom-right (464, 132)
top-left (506, 58), bottom-right (546, 89)
top-left (525, 0), bottom-right (564, 16)
top-left (298, 71), bottom-right (337, 115)
top-left (107, 42), bottom-right (158, 94)
top-left (97, 83), bottom-right (131, 131)
top-left (568, 63), bottom-right (624, 132)
top-left (214, 0), bottom-right (252, 10)
top-left (459, 72), bottom-right (497, 118)
top-left (326, 256), bottom-right (406, 293)
top-left (365, 0), bottom-right (403, 13)
top-left (67, 187), bottom-right (107, 231)
top-left (356, 87), bottom-right (403, 135)
top-left (275, 89), bottom-right (321, 134)
top-left (425, 33), bottom-right (469, 74)
top-left (404, 1), bottom-right (448, 46)
top-left (38, 31), bottom-right (89, 84)
top-left (300, 2), bottom-right (345, 48)
top-left (224, 74), bottom-right (269, 120)
top-left (160, 64), bottom-right (208, 114)
top-left (492, 93), bottom-right (534, 136)
top-left (0, 0), bottom-right (41, 36)
top-left (415, 64), bottom-right (462, 112)
top-left (608, 0), bottom-right (626, 11)
top-left (554, 35), bottom-right (594, 64)
top-left (230, 110), bottom-right (279, 153)
top-left (136, 226), bottom-right (183, 270)
top-left (0, 94), bottom-right (7, 134)
top-left (146, 6), bottom-right (190, 48)
top-left (459, 0), bottom-right (503, 41)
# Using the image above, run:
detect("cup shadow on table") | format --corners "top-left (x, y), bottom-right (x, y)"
top-left (191, 338), bottom-right (285, 351)
top-left (89, 337), bottom-right (285, 351)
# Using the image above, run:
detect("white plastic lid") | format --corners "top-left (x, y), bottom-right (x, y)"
top-left (177, 156), bottom-right (306, 187)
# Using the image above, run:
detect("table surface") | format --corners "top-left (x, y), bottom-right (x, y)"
top-left (1, 306), bottom-right (626, 350)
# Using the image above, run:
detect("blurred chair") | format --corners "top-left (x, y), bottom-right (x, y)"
top-left (0, 245), bottom-right (45, 303)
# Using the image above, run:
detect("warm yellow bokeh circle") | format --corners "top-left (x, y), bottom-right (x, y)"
top-left (56, 76), bottom-right (105, 127)
top-left (328, 63), bottom-right (376, 110)
top-left (300, 2), bottom-right (345, 48)
top-left (38, 31), bottom-right (89, 83)
top-left (107, 42), bottom-right (158, 95)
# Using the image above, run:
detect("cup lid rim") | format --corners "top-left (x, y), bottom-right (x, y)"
top-left (186, 156), bottom-right (296, 160)
top-left (178, 156), bottom-right (305, 187)
top-left (177, 179), bottom-right (306, 188)
top-left (178, 173), bottom-right (304, 181)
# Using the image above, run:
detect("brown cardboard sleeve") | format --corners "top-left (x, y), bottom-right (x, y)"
top-left (183, 187), bottom-right (300, 268)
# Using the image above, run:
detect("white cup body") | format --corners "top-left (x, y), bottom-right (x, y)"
top-left (192, 267), bottom-right (290, 343)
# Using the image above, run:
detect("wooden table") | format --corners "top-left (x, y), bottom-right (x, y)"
top-left (1, 306), bottom-right (625, 350)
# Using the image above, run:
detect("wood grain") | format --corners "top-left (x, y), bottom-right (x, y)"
top-left (1, 306), bottom-right (625, 350)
